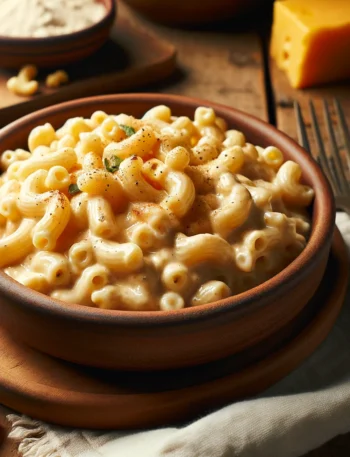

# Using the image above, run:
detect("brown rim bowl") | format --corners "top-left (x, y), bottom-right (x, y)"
top-left (123, 0), bottom-right (269, 25)
top-left (0, 0), bottom-right (116, 69)
top-left (0, 93), bottom-right (335, 371)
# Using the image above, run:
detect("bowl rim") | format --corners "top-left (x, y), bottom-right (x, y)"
top-left (0, 0), bottom-right (115, 46)
top-left (0, 93), bottom-right (335, 327)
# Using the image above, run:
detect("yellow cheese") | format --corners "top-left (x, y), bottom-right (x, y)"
top-left (270, 0), bottom-right (350, 89)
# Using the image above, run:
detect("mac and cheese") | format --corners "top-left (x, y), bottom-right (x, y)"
top-left (0, 106), bottom-right (314, 311)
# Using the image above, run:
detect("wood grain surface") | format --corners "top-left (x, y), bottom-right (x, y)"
top-left (1, 1), bottom-right (350, 455)
top-left (271, 60), bottom-right (350, 145)
top-left (153, 20), bottom-right (268, 121)
top-left (0, 408), bottom-right (17, 457)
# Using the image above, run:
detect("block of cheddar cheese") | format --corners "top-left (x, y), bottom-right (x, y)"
top-left (270, 0), bottom-right (350, 89)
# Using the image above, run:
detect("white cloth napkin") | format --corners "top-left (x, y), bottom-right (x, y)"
top-left (7, 212), bottom-right (350, 457)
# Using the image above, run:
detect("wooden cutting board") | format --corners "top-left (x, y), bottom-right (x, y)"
top-left (0, 2), bottom-right (176, 127)
top-left (0, 228), bottom-right (347, 430)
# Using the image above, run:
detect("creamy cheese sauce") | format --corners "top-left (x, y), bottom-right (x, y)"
top-left (0, 106), bottom-right (314, 311)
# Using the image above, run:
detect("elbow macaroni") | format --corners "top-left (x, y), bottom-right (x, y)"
top-left (0, 105), bottom-right (314, 310)
top-left (7, 65), bottom-right (39, 97)
top-left (45, 70), bottom-right (69, 88)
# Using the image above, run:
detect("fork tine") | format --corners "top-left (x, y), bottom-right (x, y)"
top-left (294, 100), bottom-right (311, 153)
top-left (309, 100), bottom-right (341, 194)
top-left (334, 98), bottom-right (350, 166)
top-left (323, 99), bottom-right (350, 193)
top-left (328, 156), bottom-right (344, 194)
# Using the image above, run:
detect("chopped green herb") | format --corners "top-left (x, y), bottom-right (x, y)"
top-left (120, 124), bottom-right (135, 136)
top-left (104, 156), bottom-right (123, 173)
top-left (68, 183), bottom-right (81, 195)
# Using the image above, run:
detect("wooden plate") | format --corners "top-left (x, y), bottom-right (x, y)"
top-left (0, 228), bottom-right (347, 430)
top-left (0, 2), bottom-right (176, 127)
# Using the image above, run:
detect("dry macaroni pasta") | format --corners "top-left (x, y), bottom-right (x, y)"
top-left (0, 106), bottom-right (314, 310)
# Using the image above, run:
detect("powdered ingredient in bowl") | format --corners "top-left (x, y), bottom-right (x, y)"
top-left (0, 0), bottom-right (107, 38)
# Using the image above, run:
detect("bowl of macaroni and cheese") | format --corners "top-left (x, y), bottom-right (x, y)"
top-left (0, 0), bottom-right (116, 68)
top-left (0, 94), bottom-right (334, 370)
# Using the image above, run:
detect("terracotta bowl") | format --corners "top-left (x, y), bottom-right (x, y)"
top-left (123, 0), bottom-right (269, 25)
top-left (0, 0), bottom-right (116, 69)
top-left (0, 93), bottom-right (335, 371)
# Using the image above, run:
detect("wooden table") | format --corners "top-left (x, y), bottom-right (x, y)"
top-left (1, 2), bottom-right (350, 455)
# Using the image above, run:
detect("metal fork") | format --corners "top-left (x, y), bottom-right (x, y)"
top-left (294, 99), bottom-right (350, 215)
